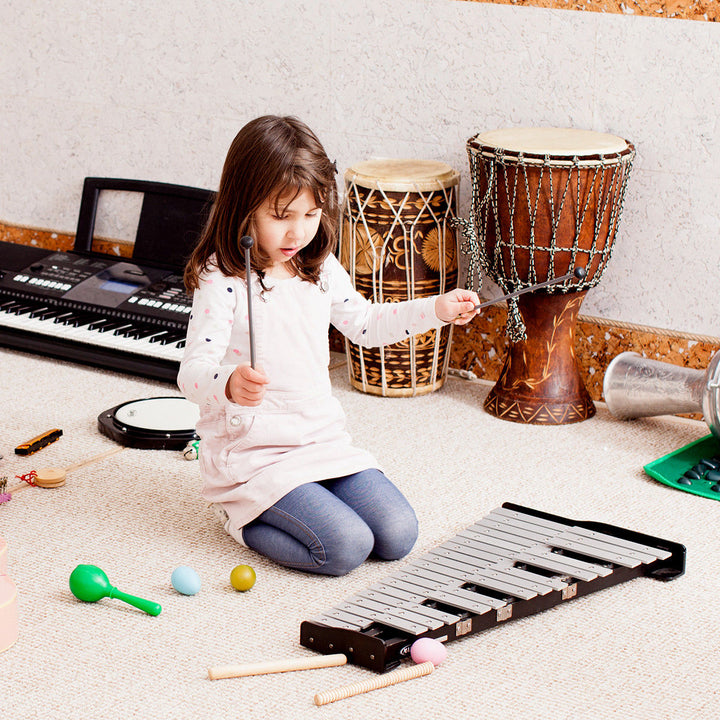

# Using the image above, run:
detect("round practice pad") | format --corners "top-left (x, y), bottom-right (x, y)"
top-left (97, 397), bottom-right (200, 450)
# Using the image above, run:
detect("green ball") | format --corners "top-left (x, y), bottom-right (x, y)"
top-left (230, 564), bottom-right (256, 592)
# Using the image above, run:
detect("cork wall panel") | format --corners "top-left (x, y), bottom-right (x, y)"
top-left (460, 0), bottom-right (718, 21)
top-left (450, 305), bottom-right (720, 404)
top-left (0, 222), bottom-right (133, 258)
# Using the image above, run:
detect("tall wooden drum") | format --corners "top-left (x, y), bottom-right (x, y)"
top-left (340, 159), bottom-right (460, 396)
top-left (461, 127), bottom-right (635, 424)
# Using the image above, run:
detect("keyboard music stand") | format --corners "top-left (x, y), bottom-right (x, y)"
top-left (73, 177), bottom-right (215, 271)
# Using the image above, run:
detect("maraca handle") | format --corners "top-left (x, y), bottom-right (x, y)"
top-left (110, 587), bottom-right (162, 616)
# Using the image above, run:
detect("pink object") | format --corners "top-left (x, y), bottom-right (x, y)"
top-left (0, 537), bottom-right (18, 653)
top-left (410, 637), bottom-right (447, 666)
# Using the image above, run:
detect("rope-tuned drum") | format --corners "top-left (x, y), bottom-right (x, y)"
top-left (340, 159), bottom-right (460, 396)
top-left (458, 127), bottom-right (635, 424)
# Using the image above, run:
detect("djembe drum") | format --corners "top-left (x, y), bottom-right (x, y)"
top-left (459, 127), bottom-right (635, 424)
top-left (340, 159), bottom-right (460, 396)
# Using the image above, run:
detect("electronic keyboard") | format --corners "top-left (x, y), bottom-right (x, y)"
top-left (0, 177), bottom-right (213, 381)
top-left (0, 240), bottom-right (191, 381)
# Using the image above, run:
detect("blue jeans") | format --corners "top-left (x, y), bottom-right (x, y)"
top-left (242, 469), bottom-right (418, 576)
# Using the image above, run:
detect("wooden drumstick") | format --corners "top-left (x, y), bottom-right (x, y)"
top-left (8, 445), bottom-right (124, 493)
top-left (313, 661), bottom-right (435, 706)
top-left (470, 266), bottom-right (587, 313)
top-left (208, 653), bottom-right (347, 680)
top-left (240, 235), bottom-right (257, 369)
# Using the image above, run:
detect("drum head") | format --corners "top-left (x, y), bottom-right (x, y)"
top-left (470, 127), bottom-right (630, 159)
top-left (97, 397), bottom-right (200, 450)
top-left (345, 159), bottom-right (459, 192)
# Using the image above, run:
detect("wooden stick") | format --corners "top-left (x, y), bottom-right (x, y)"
top-left (313, 661), bottom-right (435, 706)
top-left (62, 446), bottom-right (124, 474)
top-left (7, 446), bottom-right (124, 494)
top-left (208, 653), bottom-right (347, 680)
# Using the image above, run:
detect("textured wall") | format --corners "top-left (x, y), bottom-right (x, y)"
top-left (1, 0), bottom-right (719, 338)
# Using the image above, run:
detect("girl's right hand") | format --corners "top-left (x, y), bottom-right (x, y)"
top-left (225, 364), bottom-right (269, 406)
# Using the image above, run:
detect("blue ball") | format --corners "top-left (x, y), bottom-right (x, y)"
top-left (171, 565), bottom-right (202, 596)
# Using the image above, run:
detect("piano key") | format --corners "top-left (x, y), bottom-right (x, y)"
top-left (112, 323), bottom-right (138, 336)
top-left (8, 304), bottom-right (33, 315)
top-left (158, 331), bottom-right (184, 345)
top-left (0, 304), bottom-right (184, 362)
top-left (37, 308), bottom-right (67, 320)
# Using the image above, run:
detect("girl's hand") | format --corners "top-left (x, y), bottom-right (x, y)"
top-left (435, 288), bottom-right (481, 325)
top-left (225, 363), bottom-right (269, 406)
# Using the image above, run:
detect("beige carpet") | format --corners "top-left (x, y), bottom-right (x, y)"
top-left (0, 346), bottom-right (717, 720)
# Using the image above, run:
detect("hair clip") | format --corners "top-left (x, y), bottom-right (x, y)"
top-left (331, 160), bottom-right (338, 175)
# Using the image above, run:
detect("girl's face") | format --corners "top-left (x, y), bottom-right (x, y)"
top-left (253, 187), bottom-right (322, 277)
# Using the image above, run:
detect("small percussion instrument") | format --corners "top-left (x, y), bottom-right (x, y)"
top-left (97, 397), bottom-right (199, 449)
top-left (300, 502), bottom-right (684, 672)
top-left (0, 445), bottom-right (124, 504)
top-left (69, 564), bottom-right (162, 616)
top-left (14, 428), bottom-right (63, 456)
top-left (340, 159), bottom-right (460, 396)
top-left (603, 350), bottom-right (720, 439)
top-left (459, 127), bottom-right (635, 424)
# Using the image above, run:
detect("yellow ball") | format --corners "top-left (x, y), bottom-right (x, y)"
top-left (230, 564), bottom-right (256, 592)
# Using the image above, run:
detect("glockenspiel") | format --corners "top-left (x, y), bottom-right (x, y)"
top-left (300, 503), bottom-right (685, 672)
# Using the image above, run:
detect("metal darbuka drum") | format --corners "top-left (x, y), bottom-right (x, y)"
top-left (340, 159), bottom-right (460, 396)
top-left (603, 351), bottom-right (720, 440)
top-left (459, 127), bottom-right (635, 424)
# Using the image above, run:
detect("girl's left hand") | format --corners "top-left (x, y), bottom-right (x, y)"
top-left (435, 288), bottom-right (481, 325)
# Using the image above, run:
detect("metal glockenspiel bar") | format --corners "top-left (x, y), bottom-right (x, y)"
top-left (300, 502), bottom-right (686, 672)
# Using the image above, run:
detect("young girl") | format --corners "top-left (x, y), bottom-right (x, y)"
top-left (178, 115), bottom-right (480, 576)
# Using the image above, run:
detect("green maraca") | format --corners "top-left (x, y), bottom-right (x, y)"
top-left (69, 564), bottom-right (162, 616)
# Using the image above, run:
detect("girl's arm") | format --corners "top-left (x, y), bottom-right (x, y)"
top-left (326, 255), bottom-right (478, 348)
top-left (177, 270), bottom-right (240, 408)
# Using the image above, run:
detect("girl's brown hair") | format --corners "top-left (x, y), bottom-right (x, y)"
top-left (184, 115), bottom-right (338, 291)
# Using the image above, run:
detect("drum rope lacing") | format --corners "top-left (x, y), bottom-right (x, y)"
top-left (340, 175), bottom-right (458, 394)
top-left (456, 144), bottom-right (635, 342)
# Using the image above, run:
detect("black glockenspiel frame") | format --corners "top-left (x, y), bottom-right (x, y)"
top-left (300, 502), bottom-right (686, 672)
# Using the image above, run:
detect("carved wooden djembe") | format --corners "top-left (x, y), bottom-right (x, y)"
top-left (460, 127), bottom-right (635, 424)
top-left (340, 159), bottom-right (460, 396)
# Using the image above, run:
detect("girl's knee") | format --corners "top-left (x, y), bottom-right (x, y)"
top-left (374, 510), bottom-right (418, 561)
top-left (320, 522), bottom-right (374, 576)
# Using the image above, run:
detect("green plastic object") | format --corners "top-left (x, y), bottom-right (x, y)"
top-left (69, 564), bottom-right (162, 616)
top-left (644, 434), bottom-right (720, 501)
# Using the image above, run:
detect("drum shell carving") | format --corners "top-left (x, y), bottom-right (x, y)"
top-left (340, 161), bottom-right (459, 396)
